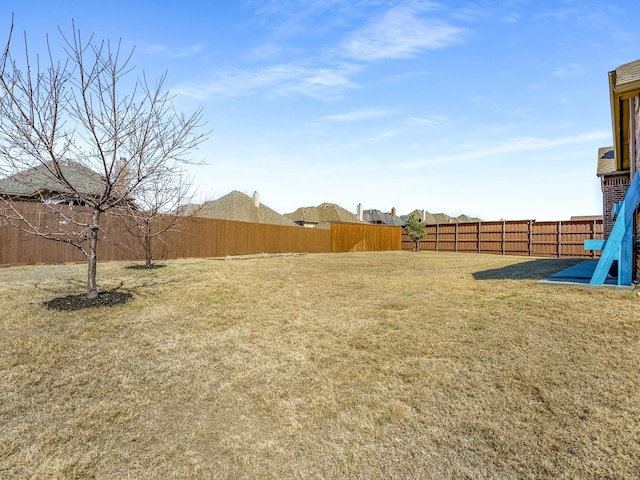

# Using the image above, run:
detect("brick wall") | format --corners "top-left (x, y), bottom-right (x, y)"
top-left (602, 174), bottom-right (630, 238)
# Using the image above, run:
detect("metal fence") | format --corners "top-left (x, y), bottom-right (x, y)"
top-left (401, 219), bottom-right (603, 258)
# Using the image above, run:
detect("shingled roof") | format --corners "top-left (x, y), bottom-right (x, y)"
top-left (406, 209), bottom-right (480, 224)
top-left (285, 202), bottom-right (361, 226)
top-left (0, 160), bottom-right (105, 199)
top-left (363, 209), bottom-right (405, 226)
top-left (614, 59), bottom-right (640, 90)
top-left (196, 191), bottom-right (298, 226)
top-left (596, 146), bottom-right (617, 176)
top-left (455, 214), bottom-right (475, 223)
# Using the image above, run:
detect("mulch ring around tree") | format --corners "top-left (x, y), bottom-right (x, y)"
top-left (43, 291), bottom-right (133, 311)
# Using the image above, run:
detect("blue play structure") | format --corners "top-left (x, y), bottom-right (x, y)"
top-left (584, 171), bottom-right (640, 286)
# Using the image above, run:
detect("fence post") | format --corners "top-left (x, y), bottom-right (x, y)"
top-left (528, 220), bottom-right (533, 256)
top-left (435, 224), bottom-right (439, 252)
top-left (592, 219), bottom-right (597, 259)
top-left (502, 220), bottom-right (506, 255)
top-left (558, 221), bottom-right (562, 258)
top-left (477, 221), bottom-right (481, 253)
top-left (455, 223), bottom-right (458, 252)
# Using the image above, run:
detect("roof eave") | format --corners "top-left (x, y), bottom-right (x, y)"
top-left (610, 67), bottom-right (640, 172)
top-left (597, 169), bottom-right (630, 178)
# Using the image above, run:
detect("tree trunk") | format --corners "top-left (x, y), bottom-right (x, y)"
top-left (144, 227), bottom-right (152, 268)
top-left (87, 209), bottom-right (101, 299)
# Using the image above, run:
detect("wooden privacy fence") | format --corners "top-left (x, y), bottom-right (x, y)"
top-left (331, 222), bottom-right (402, 252)
top-left (0, 203), bottom-right (602, 266)
top-left (401, 219), bottom-right (603, 258)
top-left (0, 203), bottom-right (401, 265)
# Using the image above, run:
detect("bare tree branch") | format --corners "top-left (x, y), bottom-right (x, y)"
top-left (115, 167), bottom-right (205, 268)
top-left (0, 17), bottom-right (207, 297)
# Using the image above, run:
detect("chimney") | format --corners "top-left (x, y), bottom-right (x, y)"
top-left (357, 203), bottom-right (363, 221)
top-left (391, 207), bottom-right (396, 218)
top-left (114, 157), bottom-right (129, 199)
top-left (422, 209), bottom-right (426, 223)
top-left (253, 191), bottom-right (260, 208)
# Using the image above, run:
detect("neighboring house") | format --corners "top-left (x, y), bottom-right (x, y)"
top-left (406, 209), bottom-right (450, 224)
top-left (405, 209), bottom-right (480, 225)
top-left (0, 160), bottom-right (106, 206)
top-left (285, 202), bottom-right (361, 229)
top-left (363, 207), bottom-right (405, 226)
top-left (362, 208), bottom-right (481, 227)
top-left (196, 191), bottom-right (298, 227)
top-left (455, 214), bottom-right (474, 223)
top-left (429, 212), bottom-right (454, 224)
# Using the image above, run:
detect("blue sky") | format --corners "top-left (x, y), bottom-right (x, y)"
top-left (3, 1), bottom-right (640, 220)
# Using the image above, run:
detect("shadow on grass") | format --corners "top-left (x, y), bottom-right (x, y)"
top-left (473, 258), bottom-right (585, 281)
top-left (124, 264), bottom-right (167, 270)
top-left (43, 290), bottom-right (133, 311)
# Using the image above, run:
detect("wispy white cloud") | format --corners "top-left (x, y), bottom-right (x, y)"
top-left (538, 7), bottom-right (582, 22)
top-left (404, 115), bottom-right (447, 127)
top-left (169, 44), bottom-right (206, 58)
top-left (138, 43), bottom-right (206, 58)
top-left (216, 1), bottom-right (467, 102)
top-left (248, 0), bottom-right (373, 37)
top-left (553, 63), bottom-right (585, 78)
top-left (341, 1), bottom-right (466, 61)
top-left (501, 13), bottom-right (521, 24)
top-left (322, 108), bottom-right (396, 121)
top-left (398, 131), bottom-right (610, 168)
top-left (139, 44), bottom-right (168, 54)
top-left (172, 63), bottom-right (362, 100)
top-left (247, 41), bottom-right (285, 60)
top-left (327, 114), bottom-right (448, 148)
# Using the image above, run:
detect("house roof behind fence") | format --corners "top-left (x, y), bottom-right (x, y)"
top-left (197, 190), bottom-right (298, 226)
top-left (0, 160), bottom-right (106, 198)
top-left (406, 209), bottom-right (480, 224)
top-left (363, 209), bottom-right (405, 226)
top-left (406, 209), bottom-right (443, 224)
top-left (286, 203), bottom-right (361, 224)
top-left (456, 214), bottom-right (473, 222)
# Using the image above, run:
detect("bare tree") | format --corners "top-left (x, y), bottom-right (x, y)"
top-left (119, 167), bottom-right (203, 268)
top-left (0, 18), bottom-right (206, 298)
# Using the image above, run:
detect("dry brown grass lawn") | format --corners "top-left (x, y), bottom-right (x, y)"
top-left (1, 251), bottom-right (639, 479)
